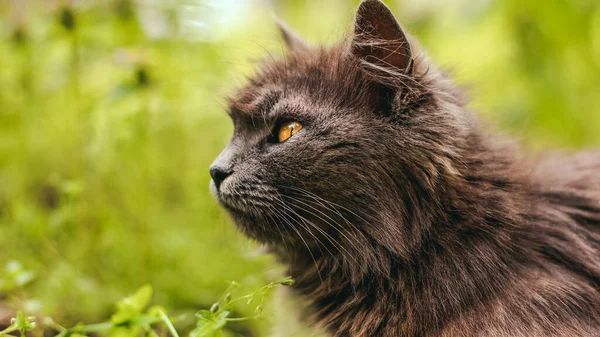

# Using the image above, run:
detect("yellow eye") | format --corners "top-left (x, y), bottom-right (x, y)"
top-left (278, 121), bottom-right (303, 142)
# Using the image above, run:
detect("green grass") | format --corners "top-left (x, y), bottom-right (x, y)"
top-left (1, 1), bottom-right (599, 336)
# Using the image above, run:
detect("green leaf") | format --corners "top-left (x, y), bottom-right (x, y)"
top-left (129, 285), bottom-right (153, 311)
top-left (189, 311), bottom-right (229, 337)
top-left (195, 310), bottom-right (213, 321)
top-left (111, 285), bottom-right (153, 325)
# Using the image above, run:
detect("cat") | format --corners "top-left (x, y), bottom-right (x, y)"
top-left (209, 0), bottom-right (600, 336)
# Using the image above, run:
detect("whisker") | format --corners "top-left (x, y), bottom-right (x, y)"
top-left (272, 192), bottom-right (347, 267)
top-left (283, 185), bottom-right (373, 229)
top-left (285, 190), bottom-right (364, 235)
top-left (270, 206), bottom-right (324, 283)
top-left (282, 195), bottom-right (361, 266)
top-left (266, 206), bottom-right (288, 246)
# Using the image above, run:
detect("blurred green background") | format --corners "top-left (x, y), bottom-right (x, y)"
top-left (0, 0), bottom-right (599, 336)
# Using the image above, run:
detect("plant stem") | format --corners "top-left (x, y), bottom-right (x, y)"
top-left (157, 311), bottom-right (179, 337)
top-left (224, 315), bottom-right (260, 322)
top-left (0, 325), bottom-right (18, 336)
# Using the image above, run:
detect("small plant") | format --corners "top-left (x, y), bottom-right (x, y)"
top-left (191, 277), bottom-right (294, 337)
top-left (0, 311), bottom-right (36, 337)
top-left (0, 278), bottom-right (293, 337)
top-left (51, 284), bottom-right (166, 337)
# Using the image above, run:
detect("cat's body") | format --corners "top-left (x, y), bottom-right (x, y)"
top-left (276, 146), bottom-right (600, 337)
top-left (210, 1), bottom-right (600, 336)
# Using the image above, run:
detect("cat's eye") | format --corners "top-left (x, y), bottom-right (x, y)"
top-left (277, 121), bottom-right (303, 142)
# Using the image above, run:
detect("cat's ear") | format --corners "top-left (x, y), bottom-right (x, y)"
top-left (351, 0), bottom-right (413, 76)
top-left (275, 16), bottom-right (309, 51)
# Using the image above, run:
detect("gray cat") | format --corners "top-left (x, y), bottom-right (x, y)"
top-left (210, 0), bottom-right (600, 336)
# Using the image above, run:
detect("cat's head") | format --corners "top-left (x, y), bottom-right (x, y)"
top-left (210, 0), bottom-right (470, 258)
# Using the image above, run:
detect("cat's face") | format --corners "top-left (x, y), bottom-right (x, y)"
top-left (210, 50), bottom-right (386, 245)
top-left (210, 0), bottom-right (462, 250)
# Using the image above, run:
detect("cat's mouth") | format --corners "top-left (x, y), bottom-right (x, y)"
top-left (214, 192), bottom-right (256, 217)
top-left (210, 180), bottom-right (330, 246)
top-left (210, 178), bottom-right (278, 217)
top-left (211, 183), bottom-right (274, 241)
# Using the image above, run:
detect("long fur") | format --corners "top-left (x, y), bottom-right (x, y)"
top-left (211, 3), bottom-right (600, 336)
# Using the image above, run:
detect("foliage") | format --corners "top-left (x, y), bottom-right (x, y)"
top-left (0, 0), bottom-right (599, 336)
top-left (0, 311), bottom-right (36, 337)
top-left (0, 280), bottom-right (292, 337)
top-left (191, 278), bottom-right (294, 337)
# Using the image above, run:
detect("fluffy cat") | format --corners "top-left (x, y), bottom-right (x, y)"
top-left (210, 0), bottom-right (600, 336)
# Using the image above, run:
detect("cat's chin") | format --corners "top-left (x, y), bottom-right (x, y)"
top-left (225, 208), bottom-right (304, 247)
top-left (221, 206), bottom-right (274, 243)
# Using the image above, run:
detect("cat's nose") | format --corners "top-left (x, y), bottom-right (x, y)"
top-left (210, 165), bottom-right (233, 190)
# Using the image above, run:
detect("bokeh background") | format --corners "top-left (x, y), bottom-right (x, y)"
top-left (1, 0), bottom-right (599, 336)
